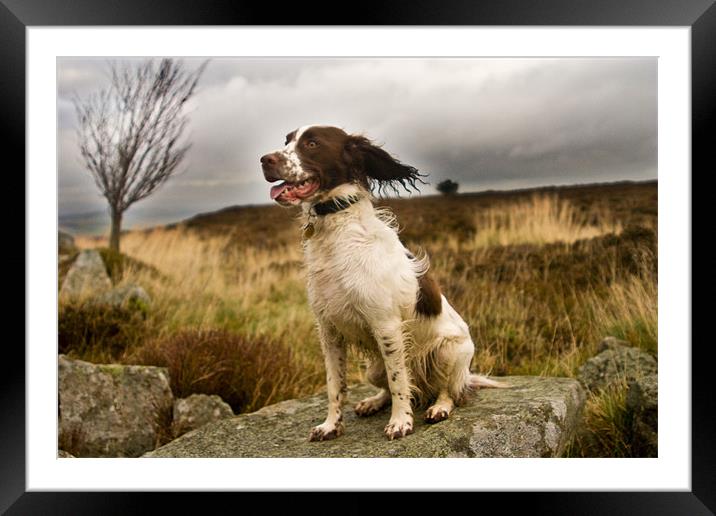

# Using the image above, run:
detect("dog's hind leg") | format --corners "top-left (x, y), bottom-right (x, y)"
top-left (424, 390), bottom-right (455, 423)
top-left (355, 359), bottom-right (391, 417)
top-left (424, 336), bottom-right (473, 424)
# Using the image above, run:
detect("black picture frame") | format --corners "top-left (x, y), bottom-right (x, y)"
top-left (5, 0), bottom-right (713, 512)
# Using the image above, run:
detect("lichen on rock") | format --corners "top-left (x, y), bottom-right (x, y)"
top-left (59, 355), bottom-right (173, 457)
top-left (145, 376), bottom-right (585, 458)
top-left (172, 394), bottom-right (234, 438)
top-left (577, 337), bottom-right (657, 392)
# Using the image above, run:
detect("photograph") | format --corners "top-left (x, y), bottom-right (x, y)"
top-left (56, 56), bottom-right (659, 459)
top-left (6, 7), bottom-right (705, 508)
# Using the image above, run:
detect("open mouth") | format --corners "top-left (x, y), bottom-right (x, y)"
top-left (270, 178), bottom-right (320, 204)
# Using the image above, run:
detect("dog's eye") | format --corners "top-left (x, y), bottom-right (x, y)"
top-left (306, 140), bottom-right (318, 149)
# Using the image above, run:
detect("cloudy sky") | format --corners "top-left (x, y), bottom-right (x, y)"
top-left (58, 57), bottom-right (657, 231)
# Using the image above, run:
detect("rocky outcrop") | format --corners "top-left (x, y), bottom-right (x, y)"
top-left (59, 249), bottom-right (112, 300)
top-left (145, 377), bottom-right (585, 458)
top-left (58, 355), bottom-right (173, 457)
top-left (58, 248), bottom-right (151, 310)
top-left (171, 394), bottom-right (234, 438)
top-left (577, 337), bottom-right (657, 391)
top-left (574, 337), bottom-right (658, 457)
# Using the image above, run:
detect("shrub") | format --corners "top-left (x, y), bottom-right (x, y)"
top-left (58, 303), bottom-right (152, 363)
top-left (127, 329), bottom-right (306, 414)
top-left (436, 179), bottom-right (459, 195)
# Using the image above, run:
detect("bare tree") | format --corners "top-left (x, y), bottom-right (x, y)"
top-left (74, 58), bottom-right (207, 252)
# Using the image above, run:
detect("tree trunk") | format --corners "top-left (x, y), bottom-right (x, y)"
top-left (109, 207), bottom-right (122, 253)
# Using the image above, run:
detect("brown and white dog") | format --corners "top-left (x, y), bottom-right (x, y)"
top-left (261, 125), bottom-right (506, 441)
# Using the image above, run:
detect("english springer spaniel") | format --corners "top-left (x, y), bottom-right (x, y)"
top-left (261, 125), bottom-right (506, 441)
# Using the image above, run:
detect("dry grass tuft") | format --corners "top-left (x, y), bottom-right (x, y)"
top-left (589, 274), bottom-right (658, 355)
top-left (471, 194), bottom-right (623, 248)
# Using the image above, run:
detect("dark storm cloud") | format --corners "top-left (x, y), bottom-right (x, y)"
top-left (58, 57), bottom-right (656, 225)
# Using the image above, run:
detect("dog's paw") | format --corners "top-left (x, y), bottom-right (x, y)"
top-left (384, 417), bottom-right (414, 440)
top-left (424, 405), bottom-right (451, 424)
top-left (355, 397), bottom-right (388, 417)
top-left (308, 422), bottom-right (344, 442)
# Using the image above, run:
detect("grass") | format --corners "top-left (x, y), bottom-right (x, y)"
top-left (565, 378), bottom-right (634, 458)
top-left (63, 180), bottom-right (658, 456)
top-left (127, 330), bottom-right (310, 414)
top-left (58, 302), bottom-right (153, 363)
top-left (97, 247), bottom-right (164, 284)
top-left (470, 193), bottom-right (623, 248)
top-left (589, 274), bottom-right (658, 355)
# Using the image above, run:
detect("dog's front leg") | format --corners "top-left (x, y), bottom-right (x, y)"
top-left (309, 321), bottom-right (347, 442)
top-left (373, 319), bottom-right (414, 440)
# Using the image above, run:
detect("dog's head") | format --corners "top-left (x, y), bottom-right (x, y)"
top-left (260, 125), bottom-right (425, 206)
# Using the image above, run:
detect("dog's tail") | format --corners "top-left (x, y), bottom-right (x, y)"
top-left (469, 374), bottom-right (511, 389)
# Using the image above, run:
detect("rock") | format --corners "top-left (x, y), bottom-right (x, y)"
top-left (58, 355), bottom-right (173, 457)
top-left (57, 450), bottom-right (75, 458)
top-left (597, 336), bottom-right (629, 353)
top-left (93, 283), bottom-right (152, 310)
top-left (627, 374), bottom-right (658, 457)
top-left (172, 394), bottom-right (234, 438)
top-left (58, 254), bottom-right (75, 268)
top-left (59, 249), bottom-right (112, 300)
top-left (144, 377), bottom-right (585, 458)
top-left (59, 230), bottom-right (77, 255)
top-left (577, 337), bottom-right (657, 391)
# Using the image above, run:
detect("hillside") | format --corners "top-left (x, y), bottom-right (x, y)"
top-left (168, 180), bottom-right (656, 249)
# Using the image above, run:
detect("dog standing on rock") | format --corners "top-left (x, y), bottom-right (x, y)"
top-left (261, 125), bottom-right (507, 441)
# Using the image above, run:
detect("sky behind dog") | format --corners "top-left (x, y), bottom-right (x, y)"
top-left (58, 57), bottom-right (657, 232)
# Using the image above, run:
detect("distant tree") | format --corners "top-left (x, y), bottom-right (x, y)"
top-left (436, 179), bottom-right (460, 195)
top-left (74, 58), bottom-right (207, 252)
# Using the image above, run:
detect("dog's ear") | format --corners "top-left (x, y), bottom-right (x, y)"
top-left (343, 135), bottom-right (426, 195)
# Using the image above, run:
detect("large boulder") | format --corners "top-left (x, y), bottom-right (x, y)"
top-left (577, 337), bottom-right (657, 392)
top-left (627, 374), bottom-right (658, 457)
top-left (172, 394), bottom-right (234, 438)
top-left (145, 376), bottom-right (585, 458)
top-left (58, 355), bottom-right (173, 457)
top-left (59, 249), bottom-right (112, 300)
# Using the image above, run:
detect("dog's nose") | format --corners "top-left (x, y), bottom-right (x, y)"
top-left (261, 153), bottom-right (282, 182)
top-left (261, 153), bottom-right (278, 167)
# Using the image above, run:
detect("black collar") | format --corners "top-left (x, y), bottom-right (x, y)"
top-left (311, 195), bottom-right (362, 216)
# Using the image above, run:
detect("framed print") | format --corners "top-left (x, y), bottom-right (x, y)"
top-left (6, 0), bottom-right (714, 512)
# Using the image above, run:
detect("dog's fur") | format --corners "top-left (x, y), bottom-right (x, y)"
top-left (261, 125), bottom-right (507, 441)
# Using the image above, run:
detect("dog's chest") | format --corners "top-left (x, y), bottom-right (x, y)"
top-left (302, 213), bottom-right (413, 332)
top-left (304, 228), bottom-right (374, 325)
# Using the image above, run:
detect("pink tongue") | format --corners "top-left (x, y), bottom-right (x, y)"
top-left (270, 182), bottom-right (289, 200)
